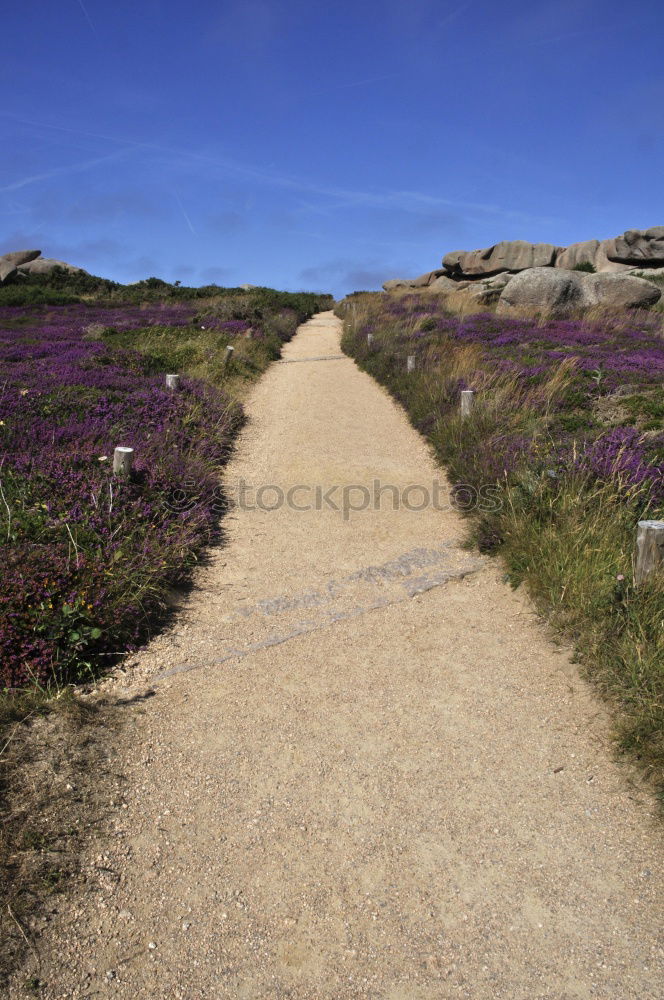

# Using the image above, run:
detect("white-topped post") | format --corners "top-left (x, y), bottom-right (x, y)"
top-left (460, 389), bottom-right (475, 417)
top-left (113, 447), bottom-right (134, 477)
top-left (165, 374), bottom-right (180, 390)
top-left (407, 355), bottom-right (416, 373)
top-left (224, 345), bottom-right (235, 369)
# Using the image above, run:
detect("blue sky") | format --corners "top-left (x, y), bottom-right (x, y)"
top-left (1, 0), bottom-right (663, 297)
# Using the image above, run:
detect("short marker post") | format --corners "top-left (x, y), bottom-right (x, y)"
top-left (407, 355), bottom-right (416, 373)
top-left (634, 520), bottom-right (664, 586)
top-left (460, 389), bottom-right (474, 417)
top-left (224, 345), bottom-right (235, 369)
top-left (113, 447), bottom-right (134, 477)
top-left (165, 374), bottom-right (180, 390)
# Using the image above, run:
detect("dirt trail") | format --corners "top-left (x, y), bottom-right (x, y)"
top-left (16, 312), bottom-right (662, 999)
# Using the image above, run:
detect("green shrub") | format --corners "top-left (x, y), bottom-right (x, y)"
top-left (0, 285), bottom-right (81, 306)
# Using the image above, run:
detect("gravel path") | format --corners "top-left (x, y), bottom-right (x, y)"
top-left (16, 311), bottom-right (663, 999)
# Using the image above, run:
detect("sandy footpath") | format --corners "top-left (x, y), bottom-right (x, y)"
top-left (13, 311), bottom-right (662, 999)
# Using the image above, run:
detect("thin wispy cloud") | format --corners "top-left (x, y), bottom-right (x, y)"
top-left (524, 25), bottom-right (623, 47)
top-left (435, 1), bottom-right (472, 31)
top-left (0, 149), bottom-right (128, 194)
top-left (306, 72), bottom-right (404, 99)
top-left (75, 0), bottom-right (98, 36)
top-left (0, 112), bottom-right (557, 228)
top-left (173, 190), bottom-right (196, 235)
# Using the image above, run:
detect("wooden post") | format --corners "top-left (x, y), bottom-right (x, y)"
top-left (165, 374), bottom-right (180, 391)
top-left (635, 520), bottom-right (664, 586)
top-left (407, 355), bottom-right (416, 373)
top-left (367, 333), bottom-right (374, 348)
top-left (113, 446), bottom-right (134, 477)
top-left (224, 345), bottom-right (235, 369)
top-left (460, 389), bottom-right (475, 417)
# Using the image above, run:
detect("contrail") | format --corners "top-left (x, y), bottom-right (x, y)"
top-left (0, 150), bottom-right (127, 194)
top-left (75, 0), bottom-right (98, 35)
top-left (435, 1), bottom-right (472, 31)
top-left (525, 25), bottom-right (622, 47)
top-left (0, 112), bottom-right (558, 228)
top-left (173, 190), bottom-right (196, 235)
top-left (306, 72), bottom-right (403, 98)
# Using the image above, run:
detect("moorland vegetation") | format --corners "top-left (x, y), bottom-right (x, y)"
top-left (0, 275), bottom-right (332, 690)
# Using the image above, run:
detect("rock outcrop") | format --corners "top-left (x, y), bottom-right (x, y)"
top-left (440, 230), bottom-right (664, 281)
top-left (443, 240), bottom-right (559, 278)
top-left (381, 225), bottom-right (664, 311)
top-left (382, 270), bottom-right (513, 297)
top-left (383, 269), bottom-right (449, 292)
top-left (496, 269), bottom-right (583, 313)
top-left (0, 249), bottom-right (86, 283)
top-left (606, 227), bottom-right (664, 266)
top-left (2, 249), bottom-right (41, 267)
top-left (17, 257), bottom-right (86, 276)
top-left (496, 268), bottom-right (661, 315)
top-left (427, 275), bottom-right (460, 293)
top-left (554, 239), bottom-right (632, 274)
top-left (0, 249), bottom-right (41, 283)
top-left (584, 272), bottom-right (662, 309)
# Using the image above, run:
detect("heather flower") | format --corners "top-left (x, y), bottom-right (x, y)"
top-left (0, 302), bottom-right (241, 687)
top-left (351, 293), bottom-right (664, 501)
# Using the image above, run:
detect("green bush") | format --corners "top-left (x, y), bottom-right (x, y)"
top-left (0, 285), bottom-right (81, 306)
top-left (0, 267), bottom-right (336, 310)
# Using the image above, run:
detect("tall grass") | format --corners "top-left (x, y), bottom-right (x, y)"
top-left (103, 288), bottom-right (330, 391)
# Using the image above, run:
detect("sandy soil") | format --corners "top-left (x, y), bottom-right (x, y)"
top-left (12, 311), bottom-right (663, 999)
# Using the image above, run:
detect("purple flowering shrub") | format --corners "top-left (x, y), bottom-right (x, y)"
top-left (0, 286), bottom-right (333, 688)
top-left (343, 294), bottom-right (664, 504)
top-left (578, 427), bottom-right (664, 498)
top-left (0, 303), bottom-right (242, 688)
